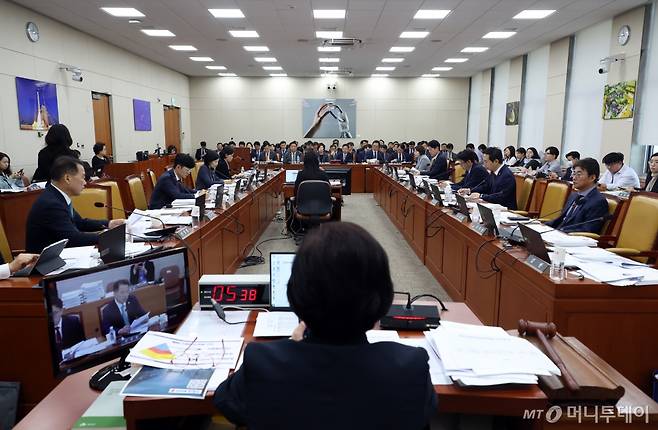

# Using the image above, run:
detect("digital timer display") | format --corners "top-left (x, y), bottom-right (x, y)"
top-left (200, 283), bottom-right (269, 308)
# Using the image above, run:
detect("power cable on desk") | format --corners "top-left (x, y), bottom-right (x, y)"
top-left (475, 238), bottom-right (499, 279)
top-left (410, 294), bottom-right (448, 311)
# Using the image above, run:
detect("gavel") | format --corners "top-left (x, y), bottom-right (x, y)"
top-left (518, 319), bottom-right (580, 392)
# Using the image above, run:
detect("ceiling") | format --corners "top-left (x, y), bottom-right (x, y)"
top-left (11, 0), bottom-right (649, 78)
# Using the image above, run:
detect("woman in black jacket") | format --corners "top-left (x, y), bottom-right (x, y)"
top-left (293, 149), bottom-right (329, 196)
top-left (196, 150), bottom-right (224, 190)
top-left (32, 124), bottom-right (76, 182)
top-left (216, 147), bottom-right (234, 180)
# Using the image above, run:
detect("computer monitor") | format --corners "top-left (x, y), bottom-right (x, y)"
top-left (98, 224), bottom-right (126, 264)
top-left (429, 184), bottom-right (443, 206)
top-left (214, 184), bottom-right (225, 208)
top-left (243, 172), bottom-right (255, 191)
top-left (285, 170), bottom-right (299, 184)
top-left (518, 223), bottom-right (551, 263)
top-left (233, 178), bottom-right (242, 201)
top-left (408, 173), bottom-right (418, 190)
top-left (269, 252), bottom-right (295, 310)
top-left (455, 194), bottom-right (471, 221)
top-left (42, 248), bottom-right (192, 389)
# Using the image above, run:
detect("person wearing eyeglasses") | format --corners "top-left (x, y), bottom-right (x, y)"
top-left (644, 152), bottom-right (658, 193)
top-left (598, 152), bottom-right (640, 191)
top-left (448, 150), bottom-right (489, 192)
top-left (149, 153), bottom-right (196, 209)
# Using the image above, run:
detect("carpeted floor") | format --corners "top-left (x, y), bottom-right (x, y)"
top-left (236, 193), bottom-right (449, 302)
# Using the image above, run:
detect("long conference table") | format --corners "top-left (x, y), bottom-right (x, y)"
top-left (372, 168), bottom-right (658, 396)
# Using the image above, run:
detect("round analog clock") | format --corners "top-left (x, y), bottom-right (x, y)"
top-left (25, 21), bottom-right (39, 42)
top-left (618, 25), bottom-right (630, 46)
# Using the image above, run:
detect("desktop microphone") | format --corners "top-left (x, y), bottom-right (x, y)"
top-left (94, 202), bottom-right (167, 230)
top-left (466, 178), bottom-right (488, 194)
top-left (545, 213), bottom-right (613, 233)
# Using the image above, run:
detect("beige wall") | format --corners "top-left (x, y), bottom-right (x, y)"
top-left (189, 76), bottom-right (470, 146)
top-left (601, 7), bottom-right (646, 159)
top-left (506, 57), bottom-right (524, 147)
top-left (0, 0), bottom-right (191, 175)
top-left (478, 69), bottom-right (492, 145)
top-left (544, 37), bottom-right (571, 149)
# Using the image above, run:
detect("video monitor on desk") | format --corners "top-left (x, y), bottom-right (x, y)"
top-left (270, 252), bottom-right (295, 310)
top-left (285, 170), bottom-right (299, 184)
top-left (42, 248), bottom-right (192, 382)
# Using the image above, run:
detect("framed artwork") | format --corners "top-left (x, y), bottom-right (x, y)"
top-left (603, 80), bottom-right (636, 120)
top-left (505, 101), bottom-right (519, 126)
top-left (302, 98), bottom-right (356, 138)
top-left (16, 77), bottom-right (59, 131)
top-left (133, 99), bottom-right (152, 131)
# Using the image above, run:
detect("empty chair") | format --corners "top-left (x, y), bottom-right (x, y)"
top-left (70, 184), bottom-right (112, 220)
top-left (97, 180), bottom-right (126, 219)
top-left (516, 176), bottom-right (536, 213)
top-left (514, 180), bottom-right (571, 221)
top-left (0, 218), bottom-right (12, 263)
top-left (126, 175), bottom-right (148, 211)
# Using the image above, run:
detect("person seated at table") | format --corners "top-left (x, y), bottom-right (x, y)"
top-left (214, 222), bottom-right (436, 429)
top-left (599, 152), bottom-right (641, 191)
top-left (259, 142), bottom-right (277, 162)
top-left (251, 142), bottom-right (262, 162)
top-left (194, 141), bottom-right (208, 161)
top-left (317, 144), bottom-right (331, 163)
top-left (336, 144), bottom-right (353, 163)
top-left (503, 146), bottom-right (517, 166)
top-left (91, 143), bottom-right (111, 177)
top-left (149, 153), bottom-right (196, 209)
top-left (167, 145), bottom-right (177, 155)
top-left (50, 294), bottom-right (85, 361)
top-left (370, 141), bottom-right (386, 163)
top-left (25, 157), bottom-right (125, 253)
top-left (545, 158), bottom-right (609, 234)
top-left (449, 150), bottom-right (489, 192)
top-left (644, 152), bottom-right (658, 193)
top-left (463, 147), bottom-right (517, 210)
top-left (293, 150), bottom-right (330, 196)
top-left (413, 146), bottom-right (431, 171)
top-left (524, 147), bottom-right (542, 171)
top-left (216, 147), bottom-right (234, 180)
top-left (195, 151), bottom-right (224, 191)
top-left (0, 152), bottom-right (28, 189)
top-left (0, 253), bottom-right (38, 279)
top-left (512, 147), bottom-right (527, 167)
top-left (101, 279), bottom-right (147, 337)
top-left (553, 151), bottom-right (580, 181)
top-left (420, 140), bottom-right (449, 180)
top-left (534, 146), bottom-right (562, 177)
top-left (283, 142), bottom-right (303, 164)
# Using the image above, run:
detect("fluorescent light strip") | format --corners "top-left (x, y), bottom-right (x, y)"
top-left (208, 9), bottom-right (244, 18)
top-left (313, 10), bottom-right (346, 19)
top-left (445, 58), bottom-right (468, 63)
top-left (461, 47), bottom-right (489, 53)
top-left (229, 30), bottom-right (259, 38)
top-left (382, 58), bottom-right (404, 63)
top-left (270, 73), bottom-right (287, 77)
top-left (414, 10), bottom-right (450, 19)
top-left (376, 66), bottom-right (395, 71)
top-left (316, 31), bottom-right (343, 39)
top-left (318, 46), bottom-right (341, 52)
top-left (390, 46), bottom-right (415, 53)
top-left (169, 45), bottom-right (197, 51)
top-left (319, 58), bottom-right (340, 62)
top-left (432, 66), bottom-right (453, 71)
top-left (218, 73), bottom-right (237, 77)
top-left (513, 10), bottom-right (556, 19)
top-left (263, 66), bottom-right (282, 70)
top-left (101, 7), bottom-right (144, 17)
top-left (244, 46), bottom-right (269, 52)
top-left (320, 66), bottom-right (339, 71)
top-left (141, 29), bottom-right (175, 37)
top-left (483, 31), bottom-right (516, 39)
top-left (371, 74), bottom-right (389, 77)
top-left (422, 74), bottom-right (440, 78)
top-left (190, 57), bottom-right (213, 62)
top-left (206, 66), bottom-right (227, 70)
top-left (254, 57), bottom-right (277, 62)
top-left (400, 31), bottom-right (429, 38)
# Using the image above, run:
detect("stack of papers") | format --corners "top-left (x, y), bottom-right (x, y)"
top-left (160, 215), bottom-right (192, 226)
top-left (425, 321), bottom-right (560, 386)
top-left (252, 312), bottom-right (299, 337)
top-left (171, 199), bottom-right (195, 207)
top-left (120, 367), bottom-right (215, 400)
top-left (61, 290), bottom-right (82, 308)
top-left (81, 280), bottom-right (105, 302)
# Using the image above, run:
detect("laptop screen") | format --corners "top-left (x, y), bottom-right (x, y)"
top-left (285, 170), bottom-right (299, 183)
top-left (270, 253), bottom-right (295, 308)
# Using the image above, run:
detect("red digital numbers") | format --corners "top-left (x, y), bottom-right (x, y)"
top-left (211, 285), bottom-right (258, 303)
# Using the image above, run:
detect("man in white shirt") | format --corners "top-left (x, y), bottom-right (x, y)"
top-left (0, 253), bottom-right (38, 279)
top-left (599, 152), bottom-right (641, 190)
top-left (536, 146), bottom-right (562, 177)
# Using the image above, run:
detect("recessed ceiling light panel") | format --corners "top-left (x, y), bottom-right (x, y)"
top-left (445, 58), bottom-right (468, 63)
top-left (190, 57), bottom-right (214, 62)
top-left (432, 66), bottom-right (453, 71)
top-left (376, 66), bottom-right (395, 71)
top-left (206, 66), bottom-right (227, 70)
top-left (254, 57), bottom-right (277, 62)
top-left (461, 47), bottom-right (489, 53)
top-left (313, 10), bottom-right (346, 19)
top-left (319, 58), bottom-right (340, 62)
top-left (209, 9), bottom-right (245, 18)
top-left (513, 10), bottom-right (556, 19)
top-left (482, 31), bottom-right (516, 39)
top-left (244, 46), bottom-right (269, 51)
top-left (229, 30), bottom-right (259, 38)
top-left (382, 58), bottom-right (404, 63)
top-left (414, 10), bottom-right (451, 19)
top-left (316, 31), bottom-right (343, 39)
top-left (101, 7), bottom-right (144, 17)
top-left (390, 46), bottom-right (415, 53)
top-left (400, 31), bottom-right (429, 38)
top-left (169, 45), bottom-right (197, 51)
top-left (141, 29), bottom-right (175, 37)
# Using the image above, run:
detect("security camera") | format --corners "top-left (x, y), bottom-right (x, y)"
top-left (58, 63), bottom-right (83, 82)
top-left (597, 54), bottom-right (625, 74)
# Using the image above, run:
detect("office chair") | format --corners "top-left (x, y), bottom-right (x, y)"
top-left (160, 266), bottom-right (183, 307)
top-left (568, 194), bottom-right (622, 240)
top-left (147, 169), bottom-right (157, 189)
top-left (71, 184), bottom-right (112, 220)
top-left (97, 180), bottom-right (127, 220)
top-left (291, 180), bottom-right (334, 243)
top-left (126, 175), bottom-right (148, 211)
top-left (513, 180), bottom-right (571, 221)
top-left (191, 162), bottom-right (202, 188)
top-left (516, 176), bottom-right (536, 213)
top-left (0, 218), bottom-right (12, 263)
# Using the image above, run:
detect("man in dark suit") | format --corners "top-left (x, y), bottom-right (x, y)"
top-left (25, 156), bottom-right (125, 253)
top-left (644, 152), bottom-right (658, 193)
top-left (466, 147), bottom-right (517, 209)
top-left (101, 279), bottom-right (147, 336)
top-left (420, 140), bottom-right (450, 180)
top-left (51, 295), bottom-right (85, 361)
top-left (336, 144), bottom-right (353, 163)
top-left (282, 142), bottom-right (302, 164)
top-left (547, 158), bottom-right (609, 233)
top-left (555, 151), bottom-right (580, 181)
top-left (259, 143), bottom-right (277, 162)
top-left (194, 141), bottom-right (208, 161)
top-left (251, 142), bottom-right (262, 162)
top-left (214, 222), bottom-right (436, 429)
top-left (449, 150), bottom-right (489, 192)
top-left (355, 140), bottom-right (369, 162)
top-left (149, 153), bottom-right (196, 209)
top-left (370, 142), bottom-right (386, 163)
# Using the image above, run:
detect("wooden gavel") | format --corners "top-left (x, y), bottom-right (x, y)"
top-left (518, 319), bottom-right (580, 392)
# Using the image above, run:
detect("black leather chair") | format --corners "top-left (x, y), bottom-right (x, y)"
top-left (291, 180), bottom-right (334, 241)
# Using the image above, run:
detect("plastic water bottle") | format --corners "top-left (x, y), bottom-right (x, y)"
top-left (107, 326), bottom-right (116, 344)
top-left (125, 223), bottom-right (133, 243)
top-left (443, 185), bottom-right (453, 204)
top-left (549, 247), bottom-right (566, 281)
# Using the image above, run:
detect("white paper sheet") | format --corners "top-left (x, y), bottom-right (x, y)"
top-left (252, 311), bottom-right (299, 337)
top-left (366, 330), bottom-right (400, 343)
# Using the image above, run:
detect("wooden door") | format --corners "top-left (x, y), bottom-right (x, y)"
top-left (163, 105), bottom-right (181, 153)
top-left (92, 92), bottom-right (113, 156)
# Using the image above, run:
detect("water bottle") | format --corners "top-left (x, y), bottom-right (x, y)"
top-left (125, 223), bottom-right (133, 243)
top-left (443, 185), bottom-right (453, 204)
top-left (191, 205), bottom-right (200, 227)
top-left (159, 313), bottom-right (168, 330)
top-left (549, 247), bottom-right (566, 281)
top-left (107, 326), bottom-right (116, 344)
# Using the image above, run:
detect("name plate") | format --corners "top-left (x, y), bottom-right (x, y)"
top-left (524, 255), bottom-right (550, 274)
top-left (175, 226), bottom-right (194, 240)
top-left (205, 210), bottom-right (217, 221)
top-left (450, 212), bottom-right (469, 223)
top-left (472, 224), bottom-right (490, 236)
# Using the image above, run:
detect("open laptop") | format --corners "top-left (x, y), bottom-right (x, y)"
top-left (518, 223), bottom-right (551, 263)
top-left (454, 193), bottom-right (471, 221)
top-left (242, 172), bottom-right (255, 191)
top-left (429, 184), bottom-right (444, 206)
top-left (98, 223), bottom-right (126, 264)
top-left (285, 170), bottom-right (299, 184)
top-left (476, 203), bottom-right (499, 236)
top-left (408, 173), bottom-right (419, 191)
top-left (269, 252), bottom-right (295, 310)
top-left (233, 178), bottom-right (242, 201)
top-left (214, 184), bottom-right (225, 208)
top-left (195, 192), bottom-right (206, 213)
top-left (12, 238), bottom-right (68, 277)
top-left (393, 167), bottom-right (401, 181)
